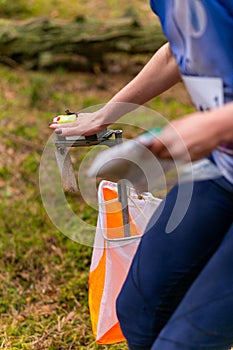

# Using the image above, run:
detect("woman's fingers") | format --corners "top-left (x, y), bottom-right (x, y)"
top-left (49, 120), bottom-right (79, 129)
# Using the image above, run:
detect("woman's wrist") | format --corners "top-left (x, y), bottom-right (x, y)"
top-left (97, 101), bottom-right (138, 126)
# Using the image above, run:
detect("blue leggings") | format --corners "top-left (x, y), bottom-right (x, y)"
top-left (116, 176), bottom-right (233, 350)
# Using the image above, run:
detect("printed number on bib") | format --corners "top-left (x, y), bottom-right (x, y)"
top-left (182, 76), bottom-right (223, 111)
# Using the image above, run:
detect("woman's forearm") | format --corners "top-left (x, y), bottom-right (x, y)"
top-left (210, 102), bottom-right (233, 143)
top-left (97, 42), bottom-right (181, 123)
top-left (109, 42), bottom-right (181, 105)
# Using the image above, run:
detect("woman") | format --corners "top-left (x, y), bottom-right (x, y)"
top-left (50, 1), bottom-right (233, 349)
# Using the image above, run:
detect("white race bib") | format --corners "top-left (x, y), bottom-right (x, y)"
top-left (182, 75), bottom-right (223, 111)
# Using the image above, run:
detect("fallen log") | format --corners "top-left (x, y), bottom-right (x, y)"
top-left (0, 16), bottom-right (166, 71)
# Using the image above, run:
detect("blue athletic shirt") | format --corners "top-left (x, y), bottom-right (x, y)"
top-left (150, 0), bottom-right (233, 184)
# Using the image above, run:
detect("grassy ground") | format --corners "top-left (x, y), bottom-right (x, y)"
top-left (0, 1), bottom-right (196, 349)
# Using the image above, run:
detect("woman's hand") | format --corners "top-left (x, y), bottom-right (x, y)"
top-left (49, 110), bottom-right (110, 136)
top-left (149, 110), bottom-right (223, 161)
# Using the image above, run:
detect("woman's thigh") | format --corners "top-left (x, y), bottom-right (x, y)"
top-left (117, 178), bottom-right (233, 347)
top-left (151, 223), bottom-right (233, 350)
